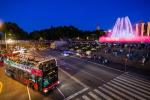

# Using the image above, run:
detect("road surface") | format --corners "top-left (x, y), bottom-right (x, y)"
top-left (0, 49), bottom-right (150, 100)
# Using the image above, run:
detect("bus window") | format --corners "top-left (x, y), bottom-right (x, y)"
top-left (29, 74), bottom-right (36, 82)
top-left (43, 78), bottom-right (50, 87)
top-left (39, 59), bottom-right (56, 72)
top-left (24, 72), bottom-right (29, 79)
top-left (37, 77), bottom-right (42, 91)
top-left (43, 62), bottom-right (51, 71)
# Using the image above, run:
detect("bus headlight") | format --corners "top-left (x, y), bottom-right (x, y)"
top-left (43, 89), bottom-right (48, 93)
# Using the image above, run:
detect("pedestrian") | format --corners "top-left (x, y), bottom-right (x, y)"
top-left (141, 56), bottom-right (146, 66)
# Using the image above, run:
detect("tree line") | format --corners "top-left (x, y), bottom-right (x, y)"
top-left (0, 22), bottom-right (105, 40)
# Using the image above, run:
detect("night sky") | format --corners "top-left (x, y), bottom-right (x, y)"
top-left (0, 0), bottom-right (150, 32)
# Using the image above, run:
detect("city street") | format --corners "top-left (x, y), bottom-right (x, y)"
top-left (1, 0), bottom-right (150, 100)
top-left (0, 49), bottom-right (150, 100)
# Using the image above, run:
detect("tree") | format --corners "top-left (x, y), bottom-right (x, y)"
top-left (0, 22), bottom-right (106, 40)
top-left (0, 22), bottom-right (29, 40)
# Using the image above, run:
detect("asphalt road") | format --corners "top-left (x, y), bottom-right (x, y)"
top-left (40, 50), bottom-right (123, 87)
top-left (0, 49), bottom-right (150, 100)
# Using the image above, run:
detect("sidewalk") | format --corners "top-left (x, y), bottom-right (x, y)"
top-left (80, 56), bottom-right (150, 78)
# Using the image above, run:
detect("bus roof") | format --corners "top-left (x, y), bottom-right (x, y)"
top-left (8, 51), bottom-right (56, 69)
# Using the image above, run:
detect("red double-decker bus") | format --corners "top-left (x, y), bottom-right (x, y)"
top-left (4, 53), bottom-right (59, 94)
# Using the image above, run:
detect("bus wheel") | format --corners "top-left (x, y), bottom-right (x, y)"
top-left (29, 83), bottom-right (34, 90)
top-left (11, 74), bottom-right (15, 79)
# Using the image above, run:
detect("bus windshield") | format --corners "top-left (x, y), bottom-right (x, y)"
top-left (39, 59), bottom-right (58, 88)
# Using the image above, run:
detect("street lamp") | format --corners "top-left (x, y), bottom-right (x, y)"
top-left (0, 20), bottom-right (3, 28)
top-left (5, 32), bottom-right (7, 50)
top-left (5, 32), bottom-right (12, 50)
top-left (0, 20), bottom-right (4, 50)
top-left (0, 20), bottom-right (7, 50)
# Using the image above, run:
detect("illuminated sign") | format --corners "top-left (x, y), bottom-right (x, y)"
top-left (9, 61), bottom-right (32, 73)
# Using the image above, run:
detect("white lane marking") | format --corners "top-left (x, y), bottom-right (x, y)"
top-left (99, 86), bottom-right (123, 100)
top-left (121, 75), bottom-right (150, 87)
top-left (116, 77), bottom-right (150, 95)
top-left (82, 95), bottom-right (91, 100)
top-left (0, 81), bottom-right (3, 93)
top-left (27, 85), bottom-right (31, 100)
top-left (111, 81), bottom-right (146, 100)
top-left (94, 89), bottom-right (112, 100)
top-left (64, 87), bottom-right (88, 100)
top-left (71, 56), bottom-right (123, 73)
top-left (88, 91), bottom-right (102, 100)
top-left (107, 82), bottom-right (136, 100)
top-left (63, 62), bottom-right (106, 82)
top-left (59, 68), bottom-right (89, 100)
top-left (56, 87), bottom-right (65, 99)
top-left (59, 68), bottom-right (88, 88)
top-left (103, 84), bottom-right (132, 100)
top-left (65, 67), bottom-right (73, 70)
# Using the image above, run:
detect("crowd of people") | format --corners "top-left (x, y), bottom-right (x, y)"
top-left (68, 42), bottom-right (150, 68)
top-left (93, 43), bottom-right (150, 66)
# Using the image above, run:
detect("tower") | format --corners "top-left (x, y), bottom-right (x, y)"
top-left (136, 24), bottom-right (139, 36)
top-left (147, 22), bottom-right (150, 36)
top-left (141, 23), bottom-right (145, 36)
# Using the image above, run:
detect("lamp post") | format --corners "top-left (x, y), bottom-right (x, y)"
top-left (0, 20), bottom-right (3, 49)
top-left (0, 20), bottom-right (7, 50)
top-left (5, 32), bottom-right (7, 50)
top-left (6, 39), bottom-right (14, 52)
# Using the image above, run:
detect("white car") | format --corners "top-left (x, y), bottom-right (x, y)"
top-left (62, 51), bottom-right (69, 56)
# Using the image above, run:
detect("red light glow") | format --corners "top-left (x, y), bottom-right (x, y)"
top-left (99, 36), bottom-right (150, 43)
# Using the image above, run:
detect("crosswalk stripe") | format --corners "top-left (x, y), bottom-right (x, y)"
top-left (111, 80), bottom-right (147, 100)
top-left (82, 95), bottom-right (91, 100)
top-left (99, 86), bottom-right (123, 100)
top-left (94, 89), bottom-right (112, 100)
top-left (107, 82), bottom-right (138, 100)
top-left (114, 78), bottom-right (150, 98)
top-left (119, 76), bottom-right (150, 89)
top-left (118, 76), bottom-right (150, 91)
top-left (88, 91), bottom-right (102, 100)
top-left (122, 74), bottom-right (150, 85)
top-left (103, 84), bottom-right (133, 100)
top-left (120, 77), bottom-right (150, 91)
top-left (116, 77), bottom-right (150, 95)
top-left (125, 73), bottom-right (150, 82)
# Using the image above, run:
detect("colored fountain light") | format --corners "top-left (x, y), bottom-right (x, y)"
top-left (99, 16), bottom-right (150, 43)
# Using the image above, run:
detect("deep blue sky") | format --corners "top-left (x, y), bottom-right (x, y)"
top-left (0, 0), bottom-right (150, 32)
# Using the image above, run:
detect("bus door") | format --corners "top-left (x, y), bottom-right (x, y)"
top-left (17, 70), bottom-right (23, 81)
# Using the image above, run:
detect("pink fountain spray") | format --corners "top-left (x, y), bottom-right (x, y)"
top-left (99, 16), bottom-right (150, 43)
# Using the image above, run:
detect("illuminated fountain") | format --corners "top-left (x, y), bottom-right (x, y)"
top-left (99, 16), bottom-right (150, 43)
